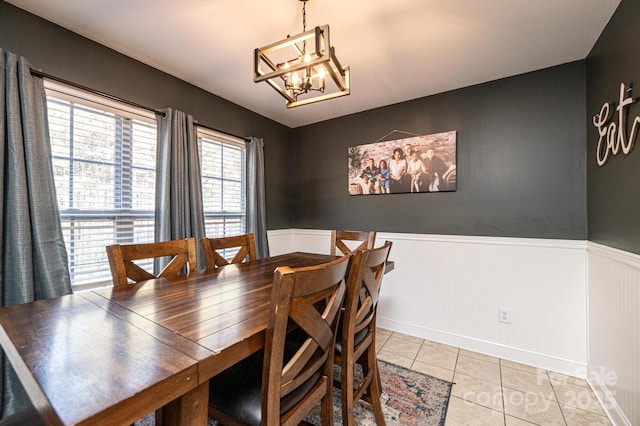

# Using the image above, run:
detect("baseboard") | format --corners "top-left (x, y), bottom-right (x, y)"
top-left (377, 317), bottom-right (588, 378)
top-left (588, 365), bottom-right (632, 426)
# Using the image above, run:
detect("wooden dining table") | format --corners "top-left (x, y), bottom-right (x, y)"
top-left (0, 252), bottom-right (341, 426)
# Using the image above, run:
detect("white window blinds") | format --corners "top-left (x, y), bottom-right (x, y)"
top-left (46, 82), bottom-right (157, 288)
top-left (198, 128), bottom-right (246, 239)
top-left (44, 82), bottom-right (247, 288)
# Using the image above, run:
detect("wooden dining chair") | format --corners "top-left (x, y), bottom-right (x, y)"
top-left (335, 241), bottom-right (393, 426)
top-left (200, 233), bottom-right (257, 271)
top-left (330, 230), bottom-right (376, 257)
top-left (105, 237), bottom-right (197, 288)
top-left (207, 254), bottom-right (351, 426)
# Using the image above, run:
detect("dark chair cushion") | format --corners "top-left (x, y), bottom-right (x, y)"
top-left (209, 343), bottom-right (322, 426)
top-left (334, 320), bottom-right (370, 357)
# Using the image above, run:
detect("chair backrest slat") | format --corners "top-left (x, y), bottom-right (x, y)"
top-left (105, 238), bottom-right (197, 288)
top-left (330, 230), bottom-right (376, 257)
top-left (200, 233), bottom-right (257, 271)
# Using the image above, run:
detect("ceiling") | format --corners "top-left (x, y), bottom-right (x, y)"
top-left (7, 0), bottom-right (621, 128)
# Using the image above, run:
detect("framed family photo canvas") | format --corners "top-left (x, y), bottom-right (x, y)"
top-left (348, 130), bottom-right (457, 195)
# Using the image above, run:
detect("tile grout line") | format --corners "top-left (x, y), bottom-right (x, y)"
top-left (499, 358), bottom-right (507, 425)
top-left (548, 369), bottom-right (569, 426)
top-left (377, 329), bottom-right (612, 426)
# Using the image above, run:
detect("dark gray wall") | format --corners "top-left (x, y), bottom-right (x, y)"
top-left (1, 2), bottom-right (592, 240)
top-left (587, 0), bottom-right (640, 254)
top-left (292, 62), bottom-right (588, 239)
top-left (0, 1), bottom-right (293, 230)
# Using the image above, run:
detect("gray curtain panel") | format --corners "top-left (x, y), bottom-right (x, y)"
top-left (246, 137), bottom-right (269, 258)
top-left (0, 50), bottom-right (72, 417)
top-left (154, 108), bottom-right (206, 272)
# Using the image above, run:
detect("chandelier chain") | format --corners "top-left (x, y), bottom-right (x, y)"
top-left (302, 0), bottom-right (307, 32)
top-left (301, 0), bottom-right (308, 53)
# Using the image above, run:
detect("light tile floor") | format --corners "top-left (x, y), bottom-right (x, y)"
top-left (376, 329), bottom-right (611, 426)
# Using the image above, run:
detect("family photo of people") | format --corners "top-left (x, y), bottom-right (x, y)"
top-left (348, 131), bottom-right (457, 195)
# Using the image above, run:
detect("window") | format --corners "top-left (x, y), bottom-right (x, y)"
top-left (44, 82), bottom-right (247, 289)
top-left (198, 128), bottom-right (246, 242)
top-left (46, 82), bottom-right (157, 289)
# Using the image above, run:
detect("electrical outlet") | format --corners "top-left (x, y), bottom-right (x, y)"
top-left (499, 307), bottom-right (511, 324)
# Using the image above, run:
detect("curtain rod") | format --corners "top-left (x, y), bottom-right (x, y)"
top-left (30, 68), bottom-right (248, 140)
top-left (30, 68), bottom-right (167, 117)
top-left (194, 121), bottom-right (248, 141)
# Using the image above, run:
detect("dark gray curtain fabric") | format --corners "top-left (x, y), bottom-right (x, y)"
top-left (246, 137), bottom-right (269, 258)
top-left (154, 108), bottom-right (206, 271)
top-left (0, 50), bottom-right (72, 417)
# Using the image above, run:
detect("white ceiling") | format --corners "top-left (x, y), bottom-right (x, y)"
top-left (8, 0), bottom-right (621, 128)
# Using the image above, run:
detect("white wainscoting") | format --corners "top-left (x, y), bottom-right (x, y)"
top-left (267, 229), bottom-right (588, 376)
top-left (587, 242), bottom-right (639, 426)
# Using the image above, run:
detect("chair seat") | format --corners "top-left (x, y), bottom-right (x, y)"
top-left (209, 344), bottom-right (322, 426)
top-left (335, 320), bottom-right (369, 356)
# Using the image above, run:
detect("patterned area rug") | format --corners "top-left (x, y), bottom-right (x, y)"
top-left (305, 361), bottom-right (452, 426)
top-left (136, 361), bottom-right (452, 426)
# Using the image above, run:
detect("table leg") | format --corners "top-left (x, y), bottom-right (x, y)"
top-left (160, 381), bottom-right (208, 425)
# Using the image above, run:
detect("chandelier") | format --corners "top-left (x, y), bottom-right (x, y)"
top-left (253, 0), bottom-right (350, 108)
